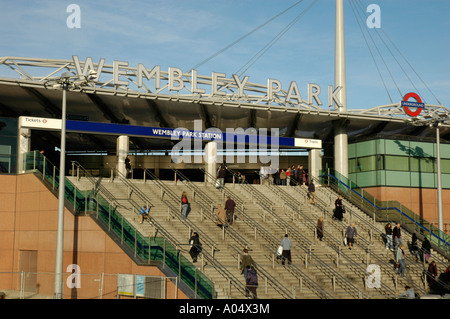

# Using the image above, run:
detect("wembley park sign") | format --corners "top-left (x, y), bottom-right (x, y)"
top-left (72, 55), bottom-right (343, 109)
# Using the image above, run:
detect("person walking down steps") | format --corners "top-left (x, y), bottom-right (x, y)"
top-left (280, 234), bottom-right (292, 265)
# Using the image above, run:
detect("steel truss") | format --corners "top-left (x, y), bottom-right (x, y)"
top-left (0, 56), bottom-right (448, 125)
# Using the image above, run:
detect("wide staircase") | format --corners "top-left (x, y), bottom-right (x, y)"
top-left (26, 150), bottom-right (449, 299)
top-left (67, 162), bottom-right (449, 299)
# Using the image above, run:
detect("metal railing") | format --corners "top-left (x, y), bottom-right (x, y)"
top-left (222, 167), bottom-right (378, 298)
top-left (0, 271), bottom-right (180, 299)
top-left (172, 168), bottom-right (297, 299)
top-left (140, 168), bottom-right (252, 298)
top-left (199, 168), bottom-right (336, 299)
top-left (263, 173), bottom-right (430, 296)
top-left (319, 168), bottom-right (450, 257)
top-left (23, 152), bottom-right (215, 299)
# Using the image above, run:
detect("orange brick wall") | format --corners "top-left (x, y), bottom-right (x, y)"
top-left (0, 174), bottom-right (187, 299)
top-left (364, 186), bottom-right (450, 234)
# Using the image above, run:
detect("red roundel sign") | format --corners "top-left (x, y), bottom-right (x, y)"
top-left (401, 92), bottom-right (425, 117)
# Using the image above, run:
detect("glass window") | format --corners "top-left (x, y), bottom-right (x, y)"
top-left (356, 156), bottom-right (376, 172)
top-left (385, 155), bottom-right (409, 171)
top-left (411, 157), bottom-right (435, 173)
top-left (442, 159), bottom-right (450, 174)
top-left (349, 158), bottom-right (357, 174)
top-left (376, 154), bottom-right (384, 170)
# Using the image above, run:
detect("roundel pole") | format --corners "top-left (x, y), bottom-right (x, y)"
top-left (334, 0), bottom-right (348, 178)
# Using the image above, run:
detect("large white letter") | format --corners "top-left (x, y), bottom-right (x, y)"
top-left (191, 70), bottom-right (205, 94)
top-left (113, 60), bottom-right (129, 86)
top-left (169, 67), bottom-right (184, 91)
top-left (212, 72), bottom-right (226, 96)
top-left (137, 64), bottom-right (161, 89)
top-left (267, 78), bottom-right (281, 100)
top-left (286, 81), bottom-right (303, 105)
top-left (232, 74), bottom-right (250, 97)
top-left (328, 85), bottom-right (343, 108)
top-left (308, 83), bottom-right (322, 106)
top-left (72, 55), bottom-right (104, 81)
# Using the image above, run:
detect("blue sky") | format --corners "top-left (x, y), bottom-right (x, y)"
top-left (0, 0), bottom-right (449, 111)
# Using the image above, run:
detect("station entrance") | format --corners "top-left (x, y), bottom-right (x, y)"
top-left (18, 116), bottom-right (323, 185)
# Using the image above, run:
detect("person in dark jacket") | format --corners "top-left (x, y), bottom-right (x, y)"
top-left (410, 233), bottom-right (420, 261)
top-left (421, 237), bottom-right (432, 263)
top-left (385, 223), bottom-right (393, 251)
top-left (125, 155), bottom-right (132, 178)
top-left (240, 248), bottom-right (256, 281)
top-left (308, 181), bottom-right (316, 204)
top-left (393, 222), bottom-right (402, 250)
top-left (245, 266), bottom-right (258, 299)
top-left (426, 260), bottom-right (438, 291)
top-left (317, 217), bottom-right (324, 241)
top-left (333, 196), bottom-right (344, 221)
top-left (189, 232), bottom-right (202, 263)
top-left (225, 196), bottom-right (236, 225)
top-left (216, 163), bottom-right (226, 189)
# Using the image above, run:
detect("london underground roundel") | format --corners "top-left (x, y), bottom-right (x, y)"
top-left (401, 92), bottom-right (425, 117)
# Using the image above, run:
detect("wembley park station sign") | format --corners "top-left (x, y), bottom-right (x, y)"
top-left (72, 56), bottom-right (343, 109)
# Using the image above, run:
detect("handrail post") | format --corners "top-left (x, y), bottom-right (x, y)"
top-left (332, 276), bottom-right (336, 292)
top-left (337, 245), bottom-right (340, 268)
top-left (134, 228), bottom-right (137, 257)
top-left (121, 215), bottom-right (124, 244)
top-left (52, 166), bottom-right (56, 190)
top-left (195, 268), bottom-right (198, 299)
top-left (42, 157), bottom-right (45, 180)
top-left (74, 186), bottom-right (77, 211)
top-left (163, 240), bottom-right (166, 269)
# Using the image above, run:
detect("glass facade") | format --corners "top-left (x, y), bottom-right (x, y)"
top-left (349, 138), bottom-right (450, 188)
top-left (0, 117), bottom-right (18, 173)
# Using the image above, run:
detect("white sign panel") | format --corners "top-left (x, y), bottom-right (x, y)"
top-left (294, 138), bottom-right (322, 149)
top-left (19, 116), bottom-right (61, 130)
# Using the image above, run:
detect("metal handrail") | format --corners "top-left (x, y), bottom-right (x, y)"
top-left (172, 168), bottom-right (300, 298)
top-left (264, 176), bottom-right (427, 296)
top-left (140, 168), bottom-right (253, 298)
top-left (227, 244), bottom-right (297, 299)
top-left (308, 172), bottom-right (450, 293)
top-left (321, 170), bottom-right (450, 254)
top-left (70, 161), bottom-right (217, 298)
top-left (70, 161), bottom-right (180, 254)
top-left (24, 155), bottom-right (214, 298)
top-left (111, 168), bottom-right (220, 258)
top-left (170, 168), bottom-right (251, 249)
top-left (222, 167), bottom-right (376, 298)
top-left (197, 168), bottom-right (336, 298)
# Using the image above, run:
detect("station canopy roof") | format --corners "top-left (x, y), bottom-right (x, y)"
top-left (0, 56), bottom-right (449, 154)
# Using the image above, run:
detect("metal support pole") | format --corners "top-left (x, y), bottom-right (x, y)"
top-left (436, 125), bottom-right (444, 238)
top-left (54, 84), bottom-right (67, 299)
